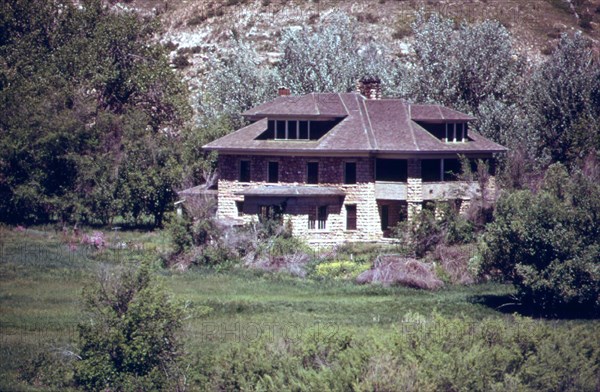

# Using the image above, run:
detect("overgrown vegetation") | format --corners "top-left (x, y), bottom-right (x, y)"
top-left (477, 163), bottom-right (600, 316)
top-left (3, 229), bottom-right (598, 391)
top-left (0, 0), bottom-right (190, 226)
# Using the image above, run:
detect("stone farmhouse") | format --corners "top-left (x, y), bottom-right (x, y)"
top-left (203, 80), bottom-right (507, 247)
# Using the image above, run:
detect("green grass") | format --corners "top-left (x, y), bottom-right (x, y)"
top-left (1, 227), bottom-right (598, 390)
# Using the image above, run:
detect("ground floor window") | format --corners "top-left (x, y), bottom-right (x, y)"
top-left (378, 201), bottom-right (408, 238)
top-left (309, 205), bottom-right (327, 230)
top-left (258, 205), bottom-right (283, 223)
top-left (346, 204), bottom-right (357, 230)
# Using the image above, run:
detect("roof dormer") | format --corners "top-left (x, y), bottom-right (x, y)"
top-left (255, 117), bottom-right (344, 141)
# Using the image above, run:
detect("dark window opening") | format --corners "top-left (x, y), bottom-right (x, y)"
top-left (288, 121), bottom-right (297, 139)
top-left (307, 162), bottom-right (319, 184)
top-left (299, 121), bottom-right (309, 139)
top-left (380, 205), bottom-right (389, 231)
top-left (259, 205), bottom-right (283, 223)
top-left (346, 204), bottom-right (357, 230)
top-left (453, 199), bottom-right (462, 212)
top-left (469, 158), bottom-right (496, 176)
top-left (262, 120), bottom-right (275, 139)
top-left (309, 119), bottom-right (342, 140)
top-left (268, 161), bottom-right (279, 183)
top-left (455, 123), bottom-right (464, 142)
top-left (375, 159), bottom-right (407, 182)
top-left (444, 159), bottom-right (461, 181)
top-left (344, 162), bottom-right (357, 184)
top-left (318, 206), bottom-right (327, 230)
top-left (447, 124), bottom-right (455, 142)
top-left (276, 120), bottom-right (286, 139)
top-left (239, 160), bottom-right (251, 182)
top-left (416, 121), bottom-right (446, 140)
top-left (423, 200), bottom-right (436, 212)
top-left (256, 118), bottom-right (342, 140)
top-left (235, 201), bottom-right (244, 217)
top-left (309, 206), bottom-right (327, 230)
top-left (422, 159), bottom-right (441, 182)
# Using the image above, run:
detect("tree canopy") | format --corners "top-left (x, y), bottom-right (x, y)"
top-left (0, 0), bottom-right (190, 226)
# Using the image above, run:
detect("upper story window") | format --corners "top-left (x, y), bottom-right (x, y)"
top-left (307, 162), bottom-right (319, 184)
top-left (257, 119), bottom-right (343, 141)
top-left (375, 159), bottom-right (407, 182)
top-left (239, 160), bottom-right (251, 182)
top-left (268, 161), bottom-right (279, 183)
top-left (446, 123), bottom-right (466, 143)
top-left (422, 158), bottom-right (463, 182)
top-left (344, 162), bottom-right (357, 184)
top-left (415, 121), bottom-right (468, 143)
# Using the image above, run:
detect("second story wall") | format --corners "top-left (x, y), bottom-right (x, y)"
top-left (218, 155), bottom-right (375, 184)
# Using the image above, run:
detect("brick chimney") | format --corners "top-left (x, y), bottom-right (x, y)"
top-left (278, 86), bottom-right (291, 96)
top-left (356, 76), bottom-right (381, 100)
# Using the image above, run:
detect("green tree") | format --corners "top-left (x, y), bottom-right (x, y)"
top-left (527, 33), bottom-right (600, 166)
top-left (0, 0), bottom-right (190, 225)
top-left (75, 264), bottom-right (184, 391)
top-left (408, 13), bottom-right (530, 151)
top-left (278, 12), bottom-right (398, 96)
top-left (478, 163), bottom-right (600, 315)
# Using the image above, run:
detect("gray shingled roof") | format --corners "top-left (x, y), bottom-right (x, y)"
top-left (410, 104), bottom-right (476, 121)
top-left (204, 92), bottom-right (506, 155)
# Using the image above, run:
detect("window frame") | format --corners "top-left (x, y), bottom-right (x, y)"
top-left (344, 161), bottom-right (357, 184)
top-left (308, 205), bottom-right (328, 230)
top-left (239, 160), bottom-right (251, 182)
top-left (235, 201), bottom-right (244, 217)
top-left (306, 161), bottom-right (319, 184)
top-left (267, 161), bottom-right (279, 183)
top-left (346, 204), bottom-right (357, 230)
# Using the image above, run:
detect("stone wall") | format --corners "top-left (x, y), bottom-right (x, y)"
top-left (217, 155), bottom-right (382, 246)
top-left (216, 154), bottom-right (496, 247)
top-left (406, 159), bottom-right (423, 220)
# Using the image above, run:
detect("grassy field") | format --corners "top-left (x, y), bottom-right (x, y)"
top-left (1, 226), bottom-right (598, 391)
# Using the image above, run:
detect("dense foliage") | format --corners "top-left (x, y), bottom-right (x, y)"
top-left (278, 12), bottom-right (398, 96)
top-left (194, 313), bottom-right (599, 391)
top-left (528, 33), bottom-right (600, 165)
top-left (478, 164), bottom-right (600, 315)
top-left (0, 0), bottom-right (190, 226)
top-left (75, 264), bottom-right (184, 391)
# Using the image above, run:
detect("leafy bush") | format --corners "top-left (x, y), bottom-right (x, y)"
top-left (0, 0), bottom-right (189, 226)
top-left (478, 164), bottom-right (600, 315)
top-left (394, 209), bottom-right (442, 258)
top-left (74, 265), bottom-right (185, 391)
top-left (166, 214), bottom-right (192, 255)
top-left (194, 243), bottom-right (236, 267)
top-left (191, 313), bottom-right (600, 391)
top-left (315, 260), bottom-right (370, 280)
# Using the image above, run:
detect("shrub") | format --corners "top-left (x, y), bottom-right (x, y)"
top-left (315, 260), bottom-right (370, 280)
top-left (166, 214), bottom-right (192, 254)
top-left (195, 243), bottom-right (236, 267)
top-left (394, 209), bottom-right (443, 258)
top-left (74, 265), bottom-right (185, 391)
top-left (193, 313), bottom-right (600, 391)
top-left (478, 164), bottom-right (600, 315)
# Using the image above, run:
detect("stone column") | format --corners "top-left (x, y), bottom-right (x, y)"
top-left (407, 159), bottom-right (423, 221)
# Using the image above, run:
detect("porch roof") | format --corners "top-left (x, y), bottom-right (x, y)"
top-left (235, 185), bottom-right (345, 198)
